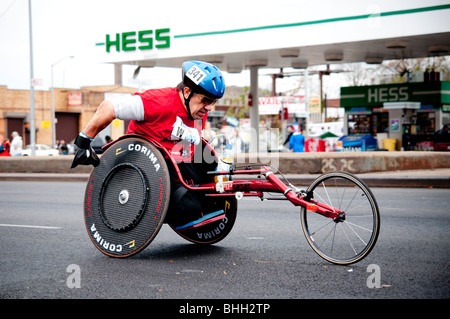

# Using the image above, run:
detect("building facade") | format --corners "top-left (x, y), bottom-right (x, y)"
top-left (340, 81), bottom-right (450, 150)
top-left (0, 85), bottom-right (138, 146)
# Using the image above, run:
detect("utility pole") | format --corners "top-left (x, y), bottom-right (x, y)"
top-left (28, 0), bottom-right (36, 155)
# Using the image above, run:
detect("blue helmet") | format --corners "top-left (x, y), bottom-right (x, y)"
top-left (182, 60), bottom-right (225, 99)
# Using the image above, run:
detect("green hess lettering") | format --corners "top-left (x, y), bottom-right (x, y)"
top-left (103, 28), bottom-right (170, 53)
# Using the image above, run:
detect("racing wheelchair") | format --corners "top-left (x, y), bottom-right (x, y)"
top-left (83, 135), bottom-right (380, 265)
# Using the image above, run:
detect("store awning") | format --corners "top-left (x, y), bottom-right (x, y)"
top-left (383, 102), bottom-right (421, 109)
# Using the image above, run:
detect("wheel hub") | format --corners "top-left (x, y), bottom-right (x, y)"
top-left (118, 190), bottom-right (129, 205)
top-left (334, 212), bottom-right (346, 223)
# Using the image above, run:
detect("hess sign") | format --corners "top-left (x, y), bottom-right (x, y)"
top-left (98, 28), bottom-right (171, 53)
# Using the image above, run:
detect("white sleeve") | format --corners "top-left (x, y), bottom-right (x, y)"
top-left (112, 95), bottom-right (145, 121)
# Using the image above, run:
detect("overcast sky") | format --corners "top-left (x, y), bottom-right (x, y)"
top-left (0, 0), bottom-right (308, 92)
top-left (2, 0), bottom-right (409, 97)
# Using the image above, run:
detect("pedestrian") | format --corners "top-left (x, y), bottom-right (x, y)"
top-left (10, 131), bottom-right (23, 156)
top-left (435, 124), bottom-right (449, 142)
top-left (0, 135), bottom-right (11, 156)
top-left (289, 123), bottom-right (305, 152)
top-left (229, 128), bottom-right (244, 153)
top-left (202, 121), bottom-right (217, 148)
top-left (283, 124), bottom-right (294, 146)
top-left (59, 140), bottom-right (68, 155)
top-left (0, 134), bottom-right (4, 153)
top-left (70, 60), bottom-right (225, 225)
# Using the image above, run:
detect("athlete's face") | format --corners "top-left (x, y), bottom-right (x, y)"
top-left (182, 87), bottom-right (217, 120)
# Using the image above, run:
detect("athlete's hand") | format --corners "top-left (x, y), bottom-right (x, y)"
top-left (70, 133), bottom-right (100, 169)
top-left (170, 116), bottom-right (200, 145)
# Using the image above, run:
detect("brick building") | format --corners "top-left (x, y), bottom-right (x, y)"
top-left (0, 85), bottom-right (136, 146)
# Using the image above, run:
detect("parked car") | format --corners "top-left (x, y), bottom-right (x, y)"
top-left (22, 144), bottom-right (60, 156)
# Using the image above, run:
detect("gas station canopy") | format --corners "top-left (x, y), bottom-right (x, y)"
top-left (94, 2), bottom-right (450, 71)
top-left (92, 1), bottom-right (450, 151)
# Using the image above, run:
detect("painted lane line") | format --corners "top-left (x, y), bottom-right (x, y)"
top-left (0, 223), bottom-right (61, 230)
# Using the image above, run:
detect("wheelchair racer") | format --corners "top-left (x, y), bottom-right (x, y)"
top-left (71, 60), bottom-right (225, 224)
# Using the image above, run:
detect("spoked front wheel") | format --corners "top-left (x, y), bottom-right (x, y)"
top-left (301, 171), bottom-right (380, 265)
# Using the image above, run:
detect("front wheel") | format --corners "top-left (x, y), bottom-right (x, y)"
top-left (301, 171), bottom-right (380, 265)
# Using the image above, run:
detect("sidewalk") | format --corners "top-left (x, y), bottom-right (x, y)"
top-left (0, 168), bottom-right (449, 188)
top-left (278, 168), bottom-right (450, 188)
top-left (1, 151), bottom-right (449, 188)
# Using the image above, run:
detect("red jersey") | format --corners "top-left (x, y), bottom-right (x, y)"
top-left (126, 87), bottom-right (206, 162)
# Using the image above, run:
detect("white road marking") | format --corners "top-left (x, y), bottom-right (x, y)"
top-left (0, 223), bottom-right (61, 230)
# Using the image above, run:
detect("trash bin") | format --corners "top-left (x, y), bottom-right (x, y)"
top-left (305, 138), bottom-right (325, 152)
top-left (337, 135), bottom-right (377, 151)
top-left (383, 138), bottom-right (397, 151)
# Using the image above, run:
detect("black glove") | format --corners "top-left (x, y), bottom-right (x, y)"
top-left (70, 133), bottom-right (100, 169)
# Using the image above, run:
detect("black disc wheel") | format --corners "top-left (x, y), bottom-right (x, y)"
top-left (84, 137), bottom-right (170, 258)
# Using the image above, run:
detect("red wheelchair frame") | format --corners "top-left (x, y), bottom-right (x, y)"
top-left (91, 135), bottom-right (380, 265)
top-left (152, 137), bottom-right (341, 220)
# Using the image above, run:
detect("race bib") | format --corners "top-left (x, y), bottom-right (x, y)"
top-left (185, 65), bottom-right (207, 85)
top-left (170, 116), bottom-right (200, 145)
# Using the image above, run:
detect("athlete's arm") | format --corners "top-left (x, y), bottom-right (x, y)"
top-left (83, 95), bottom-right (144, 138)
top-left (71, 95), bottom-right (144, 169)
top-left (83, 100), bottom-right (116, 139)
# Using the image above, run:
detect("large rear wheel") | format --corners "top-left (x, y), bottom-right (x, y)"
top-left (84, 137), bottom-right (170, 258)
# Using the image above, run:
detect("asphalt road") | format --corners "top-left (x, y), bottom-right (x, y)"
top-left (0, 181), bottom-right (449, 303)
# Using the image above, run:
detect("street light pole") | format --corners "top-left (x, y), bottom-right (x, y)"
top-left (51, 56), bottom-right (73, 148)
top-left (28, 0), bottom-right (36, 156)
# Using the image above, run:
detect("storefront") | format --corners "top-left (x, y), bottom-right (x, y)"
top-left (340, 81), bottom-right (450, 150)
top-left (0, 85), bottom-right (136, 148)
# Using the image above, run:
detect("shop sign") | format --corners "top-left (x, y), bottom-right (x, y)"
top-left (341, 82), bottom-right (446, 107)
top-left (97, 28), bottom-right (171, 53)
top-left (31, 78), bottom-right (43, 87)
top-left (341, 84), bottom-right (409, 107)
top-left (68, 93), bottom-right (82, 106)
top-left (258, 95), bottom-right (305, 115)
top-left (390, 119), bottom-right (400, 132)
top-left (226, 116), bottom-right (239, 127)
top-left (112, 119), bottom-right (122, 127)
top-left (345, 107), bottom-right (371, 114)
top-left (207, 110), bottom-right (225, 117)
top-left (308, 96), bottom-right (320, 113)
top-left (383, 102), bottom-right (420, 109)
top-left (41, 121), bottom-right (51, 129)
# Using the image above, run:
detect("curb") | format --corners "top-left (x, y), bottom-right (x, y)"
top-left (0, 172), bottom-right (448, 188)
top-left (278, 175), bottom-right (450, 189)
top-left (238, 174), bottom-right (450, 188)
top-left (1, 151), bottom-right (449, 176)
